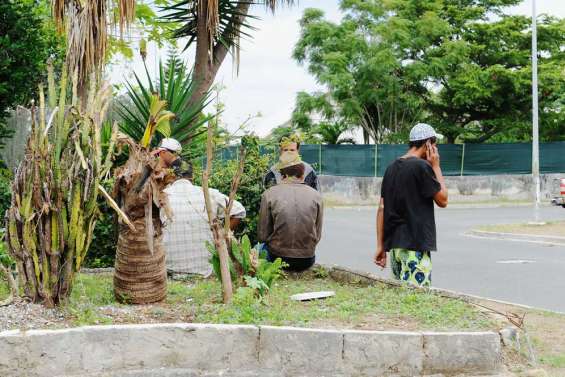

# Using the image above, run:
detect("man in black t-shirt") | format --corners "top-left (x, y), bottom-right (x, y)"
top-left (373, 123), bottom-right (448, 287)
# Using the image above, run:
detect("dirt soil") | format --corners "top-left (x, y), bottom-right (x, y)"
top-left (471, 299), bottom-right (565, 377)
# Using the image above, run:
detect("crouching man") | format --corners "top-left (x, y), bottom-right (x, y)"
top-left (258, 151), bottom-right (323, 272)
top-left (163, 164), bottom-right (246, 277)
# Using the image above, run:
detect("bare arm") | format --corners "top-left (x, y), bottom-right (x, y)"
top-left (427, 143), bottom-right (448, 208)
top-left (432, 165), bottom-right (448, 208)
top-left (373, 197), bottom-right (386, 268)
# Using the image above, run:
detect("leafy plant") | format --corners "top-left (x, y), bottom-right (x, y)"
top-left (116, 58), bottom-right (212, 158)
top-left (208, 235), bottom-right (286, 297)
top-left (195, 145), bottom-right (272, 244)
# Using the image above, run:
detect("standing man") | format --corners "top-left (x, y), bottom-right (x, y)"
top-left (374, 123), bottom-right (448, 287)
top-left (263, 134), bottom-right (320, 191)
top-left (259, 151), bottom-right (323, 272)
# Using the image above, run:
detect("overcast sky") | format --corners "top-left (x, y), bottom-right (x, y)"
top-left (110, 0), bottom-right (565, 137)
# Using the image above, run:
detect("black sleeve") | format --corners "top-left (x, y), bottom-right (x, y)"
top-left (263, 171), bottom-right (277, 190)
top-left (304, 170), bottom-right (320, 191)
top-left (419, 162), bottom-right (441, 199)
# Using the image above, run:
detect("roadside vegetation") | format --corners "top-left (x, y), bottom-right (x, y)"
top-left (1, 272), bottom-right (494, 332)
top-left (477, 221), bottom-right (565, 238)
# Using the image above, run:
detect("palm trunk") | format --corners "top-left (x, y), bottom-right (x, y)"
top-left (114, 218), bottom-right (167, 304)
top-left (188, 0), bottom-right (251, 108)
top-left (112, 138), bottom-right (174, 305)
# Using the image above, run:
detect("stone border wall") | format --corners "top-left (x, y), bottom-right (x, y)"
top-left (320, 173), bottom-right (565, 205)
top-left (0, 325), bottom-right (501, 376)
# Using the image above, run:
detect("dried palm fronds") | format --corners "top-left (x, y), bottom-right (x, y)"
top-left (112, 136), bottom-right (175, 304)
top-left (51, 0), bottom-right (136, 97)
top-left (5, 65), bottom-right (117, 307)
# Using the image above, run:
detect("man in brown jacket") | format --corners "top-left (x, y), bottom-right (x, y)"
top-left (258, 151), bottom-right (323, 272)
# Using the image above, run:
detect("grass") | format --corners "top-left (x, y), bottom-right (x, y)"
top-left (477, 220), bottom-right (565, 238)
top-left (28, 273), bottom-right (494, 331)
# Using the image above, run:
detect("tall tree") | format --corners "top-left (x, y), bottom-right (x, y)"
top-left (0, 0), bottom-right (63, 148)
top-left (294, 0), bottom-right (565, 143)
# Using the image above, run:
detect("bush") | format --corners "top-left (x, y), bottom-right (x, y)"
top-left (83, 179), bottom-right (117, 268)
top-left (0, 167), bottom-right (13, 220)
top-left (194, 147), bottom-right (273, 244)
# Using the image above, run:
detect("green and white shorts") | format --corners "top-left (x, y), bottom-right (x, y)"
top-left (390, 249), bottom-right (432, 287)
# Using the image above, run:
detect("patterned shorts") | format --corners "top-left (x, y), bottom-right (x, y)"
top-left (390, 249), bottom-right (432, 287)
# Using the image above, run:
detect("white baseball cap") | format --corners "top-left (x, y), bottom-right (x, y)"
top-left (409, 123), bottom-right (443, 142)
top-left (158, 138), bottom-right (182, 153)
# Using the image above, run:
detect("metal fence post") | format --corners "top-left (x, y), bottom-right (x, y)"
top-left (319, 144), bottom-right (322, 175)
top-left (460, 143), bottom-right (466, 176)
top-left (374, 144), bottom-right (378, 177)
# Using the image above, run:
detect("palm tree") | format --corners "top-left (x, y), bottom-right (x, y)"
top-left (52, 0), bottom-right (136, 101)
top-left (317, 122), bottom-right (356, 145)
top-left (117, 57), bottom-right (213, 159)
top-left (112, 94), bottom-right (177, 304)
top-left (161, 0), bottom-right (296, 108)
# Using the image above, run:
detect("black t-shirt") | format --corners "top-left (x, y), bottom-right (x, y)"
top-left (381, 157), bottom-right (441, 252)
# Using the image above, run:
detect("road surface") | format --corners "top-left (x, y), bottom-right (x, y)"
top-left (317, 205), bottom-right (565, 312)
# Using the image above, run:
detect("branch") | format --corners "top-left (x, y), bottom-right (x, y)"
top-left (202, 122), bottom-right (233, 304)
top-left (98, 184), bottom-right (136, 232)
top-left (0, 263), bottom-right (17, 307)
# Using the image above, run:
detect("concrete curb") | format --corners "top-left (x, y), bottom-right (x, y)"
top-left (0, 323), bottom-right (502, 377)
top-left (466, 229), bottom-right (565, 247)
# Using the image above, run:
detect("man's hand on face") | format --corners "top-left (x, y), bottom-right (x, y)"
top-left (374, 248), bottom-right (387, 268)
top-left (426, 142), bottom-right (440, 168)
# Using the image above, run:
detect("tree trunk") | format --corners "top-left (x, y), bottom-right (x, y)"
top-left (188, 1), bottom-right (252, 108)
top-left (114, 218), bottom-right (167, 304)
top-left (111, 138), bottom-right (174, 305)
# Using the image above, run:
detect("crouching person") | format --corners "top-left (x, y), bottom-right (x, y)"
top-left (258, 151), bottom-right (323, 272)
top-left (163, 164), bottom-right (246, 277)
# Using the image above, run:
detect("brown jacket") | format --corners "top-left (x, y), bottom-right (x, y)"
top-left (258, 183), bottom-right (323, 258)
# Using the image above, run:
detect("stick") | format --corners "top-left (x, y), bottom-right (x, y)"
top-left (0, 264), bottom-right (17, 307)
top-left (97, 184), bottom-right (136, 232)
top-left (202, 123), bottom-right (232, 304)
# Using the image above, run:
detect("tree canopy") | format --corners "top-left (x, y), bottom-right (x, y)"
top-left (293, 0), bottom-right (565, 143)
top-left (0, 0), bottom-right (63, 147)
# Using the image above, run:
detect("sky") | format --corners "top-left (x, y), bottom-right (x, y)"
top-left (110, 0), bottom-right (565, 138)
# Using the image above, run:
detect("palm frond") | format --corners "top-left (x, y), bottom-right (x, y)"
top-left (117, 58), bottom-right (213, 157)
top-left (160, 0), bottom-right (258, 52)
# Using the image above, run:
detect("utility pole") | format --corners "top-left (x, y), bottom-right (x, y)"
top-left (531, 0), bottom-right (541, 221)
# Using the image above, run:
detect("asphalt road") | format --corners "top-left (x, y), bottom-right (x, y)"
top-left (317, 205), bottom-right (565, 312)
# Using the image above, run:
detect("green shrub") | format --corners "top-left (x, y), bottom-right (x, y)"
top-left (207, 235), bottom-right (286, 297)
top-left (83, 179), bottom-right (117, 268)
top-left (195, 147), bottom-right (272, 244)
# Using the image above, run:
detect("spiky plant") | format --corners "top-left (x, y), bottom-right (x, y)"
top-left (117, 58), bottom-right (211, 159)
top-left (5, 65), bottom-right (117, 307)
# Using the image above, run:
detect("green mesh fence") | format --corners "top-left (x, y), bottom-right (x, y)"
top-left (214, 142), bottom-right (565, 177)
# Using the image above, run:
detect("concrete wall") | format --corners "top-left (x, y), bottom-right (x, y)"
top-left (0, 324), bottom-right (502, 377)
top-left (320, 173), bottom-right (565, 205)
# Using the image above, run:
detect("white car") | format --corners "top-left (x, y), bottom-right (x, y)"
top-left (551, 178), bottom-right (565, 208)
